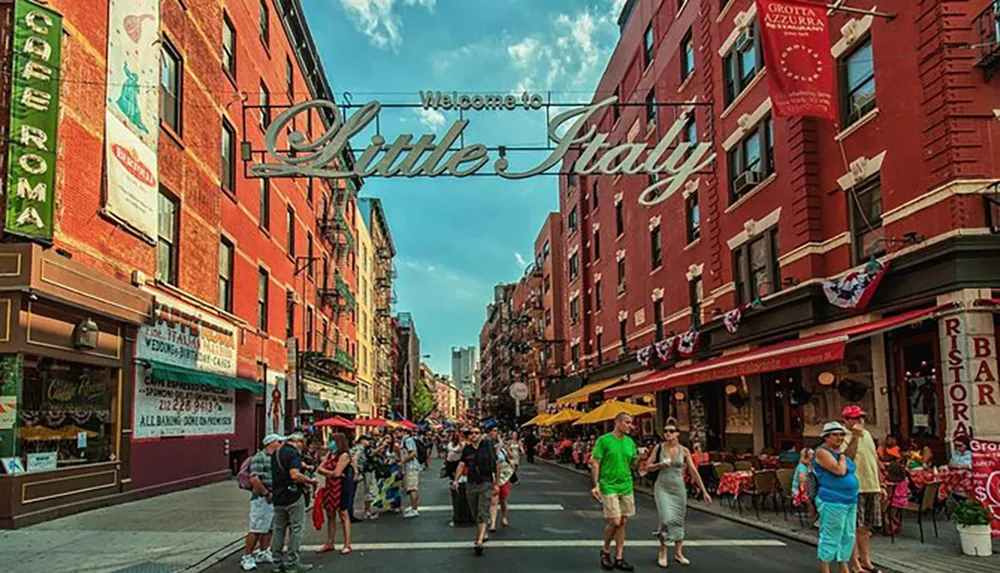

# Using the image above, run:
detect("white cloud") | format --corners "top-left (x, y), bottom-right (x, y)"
top-left (507, 38), bottom-right (540, 68)
top-left (514, 252), bottom-right (528, 267)
top-left (415, 108), bottom-right (446, 131)
top-left (339, 0), bottom-right (436, 49)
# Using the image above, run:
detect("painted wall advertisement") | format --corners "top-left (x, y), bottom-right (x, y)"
top-left (971, 439), bottom-right (1000, 538)
top-left (266, 369), bottom-right (286, 435)
top-left (134, 294), bottom-right (238, 438)
top-left (103, 0), bottom-right (160, 242)
top-left (4, 0), bottom-right (62, 242)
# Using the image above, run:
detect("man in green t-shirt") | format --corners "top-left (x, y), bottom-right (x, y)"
top-left (590, 412), bottom-right (638, 572)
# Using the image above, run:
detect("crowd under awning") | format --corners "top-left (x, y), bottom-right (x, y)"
top-left (555, 376), bottom-right (627, 406)
top-left (608, 303), bottom-right (955, 399)
top-left (145, 359), bottom-right (262, 393)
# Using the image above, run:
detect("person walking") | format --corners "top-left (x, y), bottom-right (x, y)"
top-left (524, 428), bottom-right (538, 464)
top-left (646, 418), bottom-right (712, 568)
top-left (400, 429), bottom-right (422, 518)
top-left (270, 433), bottom-right (319, 573)
top-left (445, 431), bottom-right (464, 479)
top-left (314, 433), bottom-right (354, 554)
top-left (347, 435), bottom-right (368, 523)
top-left (488, 426), bottom-right (516, 532)
top-left (590, 413), bottom-right (639, 572)
top-left (241, 434), bottom-right (283, 571)
top-left (452, 425), bottom-right (498, 555)
top-left (814, 421), bottom-right (860, 573)
top-left (841, 405), bottom-right (884, 573)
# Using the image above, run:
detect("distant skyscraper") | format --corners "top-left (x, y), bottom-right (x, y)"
top-left (451, 346), bottom-right (479, 399)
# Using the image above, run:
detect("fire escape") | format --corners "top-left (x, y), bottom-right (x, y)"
top-left (974, 1), bottom-right (1000, 80)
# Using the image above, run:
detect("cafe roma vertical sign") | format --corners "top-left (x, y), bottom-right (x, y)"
top-left (755, 0), bottom-right (836, 121)
top-left (4, 0), bottom-right (61, 242)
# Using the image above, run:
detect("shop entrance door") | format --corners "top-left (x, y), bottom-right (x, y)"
top-left (762, 370), bottom-right (805, 450)
top-left (891, 332), bottom-right (945, 460)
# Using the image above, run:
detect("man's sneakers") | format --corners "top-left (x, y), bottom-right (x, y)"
top-left (403, 508), bottom-right (420, 518)
top-left (285, 564), bottom-right (314, 573)
top-left (240, 554), bottom-right (257, 571)
top-left (254, 549), bottom-right (275, 564)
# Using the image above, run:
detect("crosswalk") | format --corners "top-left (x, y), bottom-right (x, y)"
top-left (301, 539), bottom-right (788, 551)
top-left (412, 503), bottom-right (565, 512)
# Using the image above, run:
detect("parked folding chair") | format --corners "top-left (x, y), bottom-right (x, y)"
top-left (775, 469), bottom-right (795, 523)
top-left (906, 481), bottom-right (942, 543)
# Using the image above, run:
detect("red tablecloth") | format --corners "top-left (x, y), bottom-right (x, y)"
top-left (908, 468), bottom-right (973, 501)
top-left (717, 471), bottom-right (755, 497)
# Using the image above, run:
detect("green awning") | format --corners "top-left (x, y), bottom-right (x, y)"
top-left (146, 360), bottom-right (262, 393)
top-left (329, 399), bottom-right (358, 415)
top-left (302, 393), bottom-right (326, 411)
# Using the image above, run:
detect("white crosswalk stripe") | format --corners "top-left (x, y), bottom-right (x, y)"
top-left (412, 503), bottom-right (564, 512)
top-left (302, 539), bottom-right (787, 551)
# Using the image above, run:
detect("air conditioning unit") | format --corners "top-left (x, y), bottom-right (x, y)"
top-left (736, 26), bottom-right (755, 51)
top-left (131, 269), bottom-right (148, 286)
top-left (286, 290), bottom-right (300, 304)
top-left (733, 169), bottom-right (761, 195)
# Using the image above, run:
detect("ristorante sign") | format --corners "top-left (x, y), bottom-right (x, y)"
top-left (250, 96), bottom-right (715, 206)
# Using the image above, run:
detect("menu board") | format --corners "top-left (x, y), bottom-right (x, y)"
top-left (133, 371), bottom-right (235, 438)
top-left (971, 439), bottom-right (1000, 538)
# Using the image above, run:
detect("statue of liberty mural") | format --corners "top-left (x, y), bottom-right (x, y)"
top-left (115, 62), bottom-right (149, 134)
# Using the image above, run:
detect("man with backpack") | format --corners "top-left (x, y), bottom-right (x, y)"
top-left (401, 428), bottom-right (424, 518)
top-left (240, 434), bottom-right (283, 571)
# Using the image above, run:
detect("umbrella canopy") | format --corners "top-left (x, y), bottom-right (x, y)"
top-left (354, 418), bottom-right (389, 428)
top-left (521, 412), bottom-right (553, 427)
top-left (573, 401), bottom-right (656, 426)
top-left (539, 408), bottom-right (583, 426)
top-left (314, 415), bottom-right (355, 429)
top-left (398, 419), bottom-right (421, 431)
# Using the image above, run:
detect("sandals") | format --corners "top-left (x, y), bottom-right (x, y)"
top-left (675, 555), bottom-right (691, 566)
top-left (657, 550), bottom-right (668, 568)
top-left (501, 518), bottom-right (509, 527)
top-left (340, 547), bottom-right (353, 555)
top-left (315, 543), bottom-right (335, 553)
top-left (474, 543), bottom-right (484, 556)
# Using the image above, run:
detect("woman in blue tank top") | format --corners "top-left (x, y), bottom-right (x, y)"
top-left (813, 421), bottom-right (859, 573)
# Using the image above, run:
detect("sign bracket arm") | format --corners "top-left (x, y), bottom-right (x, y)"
top-left (826, 1), bottom-right (896, 21)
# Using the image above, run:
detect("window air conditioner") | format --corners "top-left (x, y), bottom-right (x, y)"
top-left (736, 26), bottom-right (755, 51)
top-left (733, 169), bottom-right (761, 195)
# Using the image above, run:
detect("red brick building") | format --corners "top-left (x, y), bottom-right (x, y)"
top-left (547, 0), bottom-right (1000, 455)
top-left (0, 0), bottom-right (357, 527)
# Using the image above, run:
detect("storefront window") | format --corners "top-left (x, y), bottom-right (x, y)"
top-left (17, 356), bottom-right (116, 471)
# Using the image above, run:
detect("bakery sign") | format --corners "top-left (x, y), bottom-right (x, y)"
top-left (137, 294), bottom-right (238, 376)
top-left (249, 96), bottom-right (715, 207)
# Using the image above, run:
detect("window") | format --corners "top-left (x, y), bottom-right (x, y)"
top-left (259, 180), bottom-right (270, 230)
top-left (840, 38), bottom-right (876, 126)
top-left (286, 289), bottom-right (295, 338)
top-left (592, 180), bottom-right (599, 209)
top-left (286, 206), bottom-right (295, 258)
top-left (219, 238), bottom-right (234, 312)
top-left (307, 233), bottom-right (314, 278)
top-left (160, 41), bottom-right (182, 134)
top-left (689, 276), bottom-right (703, 328)
top-left (723, 24), bottom-right (762, 105)
top-left (221, 119), bottom-right (235, 191)
top-left (654, 299), bottom-right (664, 341)
top-left (571, 344), bottom-right (580, 365)
top-left (617, 258), bottom-right (626, 294)
top-left (727, 115), bottom-right (774, 201)
top-left (568, 206), bottom-right (578, 233)
top-left (733, 228), bottom-right (780, 305)
top-left (650, 224), bottom-right (662, 269)
top-left (619, 318), bottom-right (628, 353)
top-left (307, 178), bottom-right (314, 204)
top-left (306, 306), bottom-right (314, 350)
top-left (543, 240), bottom-right (550, 260)
top-left (544, 309), bottom-right (552, 326)
top-left (612, 87), bottom-right (620, 123)
top-left (645, 89), bottom-right (656, 129)
top-left (686, 193), bottom-right (700, 243)
top-left (157, 189), bottom-right (179, 285)
top-left (286, 56), bottom-right (294, 100)
top-left (681, 30), bottom-right (694, 81)
top-left (569, 253), bottom-right (580, 281)
top-left (570, 297), bottom-right (580, 325)
top-left (849, 177), bottom-right (885, 263)
top-left (222, 14), bottom-right (236, 79)
top-left (257, 268), bottom-right (269, 331)
top-left (259, 81), bottom-right (270, 129)
top-left (643, 24), bottom-right (654, 67)
top-left (594, 279), bottom-right (602, 311)
top-left (593, 229), bottom-right (601, 260)
top-left (615, 202), bottom-right (624, 236)
top-left (544, 274), bottom-right (551, 293)
top-left (596, 332), bottom-right (603, 363)
top-left (683, 117), bottom-right (697, 158)
top-left (259, 0), bottom-right (269, 48)
top-left (567, 171), bottom-right (577, 189)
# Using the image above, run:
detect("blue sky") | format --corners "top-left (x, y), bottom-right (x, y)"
top-left (302, 0), bottom-right (628, 375)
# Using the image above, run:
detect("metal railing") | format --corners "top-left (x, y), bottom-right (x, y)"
top-left (974, 1), bottom-right (1000, 78)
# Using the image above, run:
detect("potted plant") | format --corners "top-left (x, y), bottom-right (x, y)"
top-left (947, 498), bottom-right (993, 557)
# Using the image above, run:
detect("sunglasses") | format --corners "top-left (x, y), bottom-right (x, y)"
top-left (470, 430), bottom-right (481, 435)
top-left (664, 428), bottom-right (678, 434)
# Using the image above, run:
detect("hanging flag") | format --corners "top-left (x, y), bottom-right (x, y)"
top-left (724, 304), bottom-right (750, 334)
top-left (755, 0), bottom-right (836, 120)
top-left (655, 336), bottom-right (677, 362)
top-left (677, 330), bottom-right (700, 358)
top-left (636, 344), bottom-right (654, 367)
top-left (822, 260), bottom-right (890, 310)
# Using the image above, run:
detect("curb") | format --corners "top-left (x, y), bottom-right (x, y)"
top-left (182, 537), bottom-right (244, 573)
top-left (537, 458), bottom-right (905, 573)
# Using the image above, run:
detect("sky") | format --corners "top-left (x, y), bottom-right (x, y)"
top-left (302, 0), bottom-right (630, 375)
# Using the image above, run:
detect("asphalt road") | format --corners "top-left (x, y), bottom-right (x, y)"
top-left (205, 457), bottom-right (822, 572)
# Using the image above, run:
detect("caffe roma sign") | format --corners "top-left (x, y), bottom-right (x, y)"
top-left (250, 96), bottom-right (714, 206)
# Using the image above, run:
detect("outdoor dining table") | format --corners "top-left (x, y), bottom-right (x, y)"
top-left (907, 467), bottom-right (973, 501)
top-left (716, 470), bottom-right (756, 497)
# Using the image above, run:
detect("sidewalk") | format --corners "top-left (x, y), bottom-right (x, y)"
top-left (539, 458), bottom-right (999, 573)
top-left (0, 480), bottom-right (248, 573)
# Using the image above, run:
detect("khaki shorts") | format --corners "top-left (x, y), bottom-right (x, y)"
top-left (248, 496), bottom-right (274, 534)
top-left (601, 492), bottom-right (636, 519)
top-left (403, 468), bottom-right (420, 492)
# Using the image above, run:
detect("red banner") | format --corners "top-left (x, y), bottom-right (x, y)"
top-left (755, 0), bottom-right (836, 120)
top-left (971, 439), bottom-right (1000, 538)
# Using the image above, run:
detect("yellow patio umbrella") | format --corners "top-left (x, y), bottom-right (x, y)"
top-left (521, 412), bottom-right (552, 427)
top-left (540, 408), bottom-right (583, 426)
top-left (573, 400), bottom-right (656, 426)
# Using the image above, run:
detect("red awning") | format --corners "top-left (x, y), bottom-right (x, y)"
top-left (608, 303), bottom-right (954, 398)
top-left (975, 299), bottom-right (1000, 308)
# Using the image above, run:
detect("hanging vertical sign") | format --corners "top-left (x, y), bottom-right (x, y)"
top-left (103, 0), bottom-right (160, 242)
top-left (755, 0), bottom-right (837, 120)
top-left (4, 0), bottom-right (62, 242)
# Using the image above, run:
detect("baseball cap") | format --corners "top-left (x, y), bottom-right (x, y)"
top-left (821, 421), bottom-right (848, 437)
top-left (262, 433), bottom-right (284, 446)
top-left (841, 404), bottom-right (867, 419)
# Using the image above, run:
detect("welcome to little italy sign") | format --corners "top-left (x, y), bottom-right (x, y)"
top-left (249, 95), bottom-right (714, 207)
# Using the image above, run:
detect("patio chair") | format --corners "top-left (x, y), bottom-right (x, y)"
top-left (775, 468), bottom-right (795, 523)
top-left (734, 460), bottom-right (753, 471)
top-left (714, 462), bottom-right (736, 508)
top-left (750, 457), bottom-right (763, 471)
top-left (905, 481), bottom-right (942, 543)
top-left (738, 470), bottom-right (777, 519)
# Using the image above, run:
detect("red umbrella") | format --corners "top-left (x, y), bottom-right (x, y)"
top-left (314, 415), bottom-right (355, 429)
top-left (354, 418), bottom-right (388, 428)
top-left (398, 419), bottom-right (421, 431)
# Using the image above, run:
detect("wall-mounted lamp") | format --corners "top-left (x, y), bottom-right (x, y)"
top-left (724, 383), bottom-right (739, 395)
top-left (818, 371), bottom-right (836, 386)
top-left (72, 318), bottom-right (99, 350)
top-left (674, 391), bottom-right (686, 401)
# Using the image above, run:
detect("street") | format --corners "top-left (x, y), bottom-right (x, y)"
top-left (207, 458), bottom-right (821, 572)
